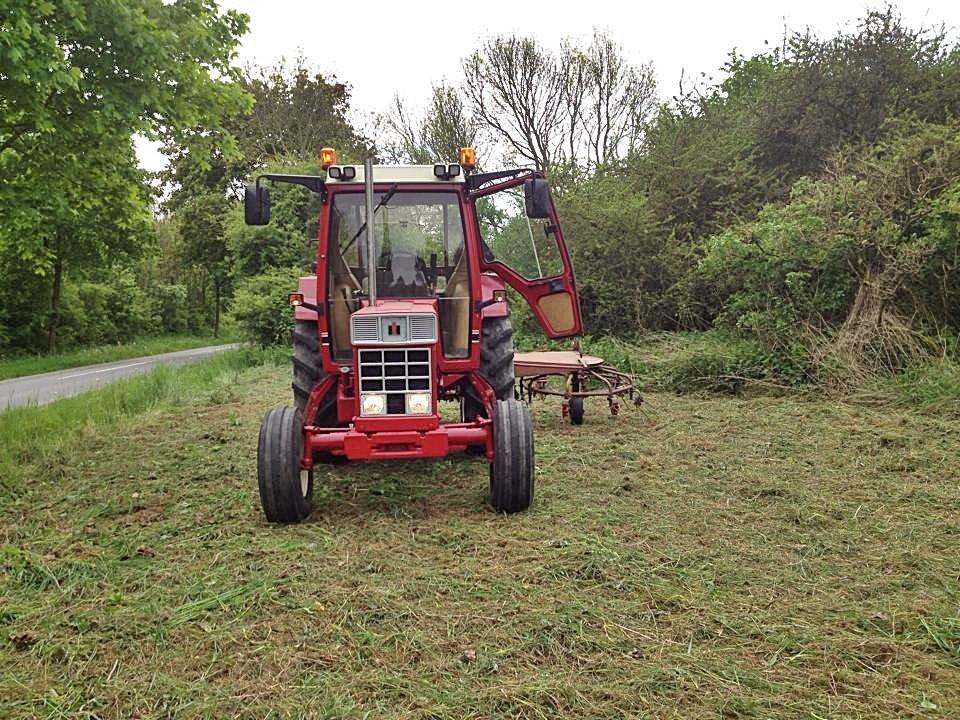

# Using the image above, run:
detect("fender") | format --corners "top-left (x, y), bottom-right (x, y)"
top-left (293, 275), bottom-right (319, 321)
top-left (478, 272), bottom-right (509, 319)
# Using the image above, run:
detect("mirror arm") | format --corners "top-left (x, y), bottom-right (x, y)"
top-left (297, 300), bottom-right (324, 314)
top-left (257, 173), bottom-right (327, 197)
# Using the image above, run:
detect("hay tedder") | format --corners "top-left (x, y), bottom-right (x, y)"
top-left (244, 148), bottom-right (636, 523)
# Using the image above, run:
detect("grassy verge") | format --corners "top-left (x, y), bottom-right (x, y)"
top-left (2, 355), bottom-right (959, 717)
top-left (0, 335), bottom-right (238, 382)
top-left (0, 347), bottom-right (282, 497)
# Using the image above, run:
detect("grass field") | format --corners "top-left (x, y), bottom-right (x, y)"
top-left (0, 335), bottom-right (232, 382)
top-left (2, 353), bottom-right (959, 718)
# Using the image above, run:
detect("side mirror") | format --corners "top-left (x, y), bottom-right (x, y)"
top-left (524, 178), bottom-right (552, 219)
top-left (244, 184), bottom-right (271, 225)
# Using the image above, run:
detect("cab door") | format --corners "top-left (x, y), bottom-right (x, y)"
top-left (472, 174), bottom-right (583, 339)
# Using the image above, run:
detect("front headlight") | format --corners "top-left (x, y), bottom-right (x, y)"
top-left (361, 393), bottom-right (386, 415)
top-left (405, 392), bottom-right (431, 415)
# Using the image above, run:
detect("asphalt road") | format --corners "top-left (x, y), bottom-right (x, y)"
top-left (0, 343), bottom-right (240, 411)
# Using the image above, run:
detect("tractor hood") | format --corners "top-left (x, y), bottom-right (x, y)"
top-left (349, 301), bottom-right (439, 346)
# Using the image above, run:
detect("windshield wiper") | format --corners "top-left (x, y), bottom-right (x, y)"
top-left (342, 184), bottom-right (398, 256)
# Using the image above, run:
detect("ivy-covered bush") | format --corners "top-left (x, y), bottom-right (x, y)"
top-left (228, 267), bottom-right (303, 347)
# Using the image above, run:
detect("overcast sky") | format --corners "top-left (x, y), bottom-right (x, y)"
top-left (136, 0), bottom-right (959, 171)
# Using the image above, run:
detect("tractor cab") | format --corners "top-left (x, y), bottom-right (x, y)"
top-left (244, 148), bottom-right (582, 522)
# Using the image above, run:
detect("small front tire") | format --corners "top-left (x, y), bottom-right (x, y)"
top-left (257, 406), bottom-right (313, 523)
top-left (569, 396), bottom-right (585, 425)
top-left (489, 399), bottom-right (534, 513)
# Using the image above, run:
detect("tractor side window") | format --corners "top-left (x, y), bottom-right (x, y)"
top-left (478, 188), bottom-right (564, 280)
top-left (327, 207), bottom-right (362, 361)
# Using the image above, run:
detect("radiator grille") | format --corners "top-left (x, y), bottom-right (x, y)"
top-left (358, 348), bottom-right (431, 415)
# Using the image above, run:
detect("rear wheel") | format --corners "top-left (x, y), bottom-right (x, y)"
top-left (462, 315), bottom-right (515, 424)
top-left (479, 315), bottom-right (515, 400)
top-left (292, 319), bottom-right (337, 426)
top-left (489, 399), bottom-right (534, 513)
top-left (258, 406), bottom-right (312, 523)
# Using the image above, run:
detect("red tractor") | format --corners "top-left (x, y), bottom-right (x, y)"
top-left (244, 148), bottom-right (582, 522)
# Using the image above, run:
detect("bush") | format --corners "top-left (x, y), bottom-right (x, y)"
top-left (886, 354), bottom-right (960, 409)
top-left (228, 267), bottom-right (303, 347)
top-left (75, 273), bottom-right (155, 345)
top-left (693, 119), bottom-right (960, 386)
top-left (557, 170), bottom-right (682, 335)
top-left (227, 159), bottom-right (324, 280)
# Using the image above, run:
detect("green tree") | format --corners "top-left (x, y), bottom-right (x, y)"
top-left (239, 56), bottom-right (372, 165)
top-left (0, 0), bottom-right (250, 351)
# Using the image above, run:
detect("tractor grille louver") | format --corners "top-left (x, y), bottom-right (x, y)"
top-left (408, 314), bottom-right (437, 342)
top-left (350, 315), bottom-right (380, 343)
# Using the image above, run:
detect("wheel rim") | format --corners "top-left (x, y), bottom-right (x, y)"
top-left (300, 469), bottom-right (310, 497)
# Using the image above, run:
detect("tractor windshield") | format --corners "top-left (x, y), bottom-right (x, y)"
top-left (327, 191), bottom-right (470, 359)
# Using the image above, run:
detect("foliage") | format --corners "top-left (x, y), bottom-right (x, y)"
top-left (238, 56), bottom-right (372, 166)
top-left (0, 0), bottom-right (250, 352)
top-left (175, 190), bottom-right (233, 335)
top-left (228, 267), bottom-right (303, 347)
top-left (537, 6), bottom-right (960, 393)
top-left (227, 159), bottom-right (324, 280)
top-left (160, 57), bottom-right (369, 345)
top-left (753, 8), bottom-right (960, 175)
top-left (4, 2), bottom-right (960, 398)
top-left (382, 83), bottom-right (483, 165)
top-left (149, 284), bottom-right (191, 335)
top-left (555, 170), bottom-right (678, 332)
top-left (697, 119), bottom-right (960, 383)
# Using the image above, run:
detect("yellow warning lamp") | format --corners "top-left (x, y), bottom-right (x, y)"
top-left (458, 147), bottom-right (476, 169)
top-left (320, 147), bottom-right (337, 169)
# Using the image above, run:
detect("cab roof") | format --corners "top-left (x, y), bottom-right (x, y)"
top-left (325, 164), bottom-right (466, 184)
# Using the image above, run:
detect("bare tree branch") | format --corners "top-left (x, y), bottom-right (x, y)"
top-left (463, 32), bottom-right (656, 171)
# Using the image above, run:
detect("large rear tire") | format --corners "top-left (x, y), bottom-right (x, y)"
top-left (479, 315), bottom-right (515, 401)
top-left (462, 315), bottom-right (515, 425)
top-left (292, 319), bottom-right (337, 426)
top-left (489, 399), bottom-right (534, 513)
top-left (258, 406), bottom-right (312, 523)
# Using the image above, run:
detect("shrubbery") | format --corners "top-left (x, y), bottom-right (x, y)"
top-left (228, 267), bottom-right (303, 347)
top-left (693, 120), bottom-right (960, 386)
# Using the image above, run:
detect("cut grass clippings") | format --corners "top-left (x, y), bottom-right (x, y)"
top-left (1, 355), bottom-right (959, 718)
top-left (0, 334), bottom-right (236, 382)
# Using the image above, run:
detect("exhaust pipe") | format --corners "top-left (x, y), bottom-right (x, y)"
top-left (364, 158), bottom-right (377, 305)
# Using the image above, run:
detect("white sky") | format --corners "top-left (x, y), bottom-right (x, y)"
top-left (136, 0), bottom-right (959, 171)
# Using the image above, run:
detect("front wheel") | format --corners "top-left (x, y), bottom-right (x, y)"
top-left (489, 399), bottom-right (534, 513)
top-left (257, 406), bottom-right (312, 523)
top-left (569, 396), bottom-right (585, 425)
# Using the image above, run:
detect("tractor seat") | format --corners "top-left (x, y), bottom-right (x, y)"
top-left (383, 250), bottom-right (429, 297)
